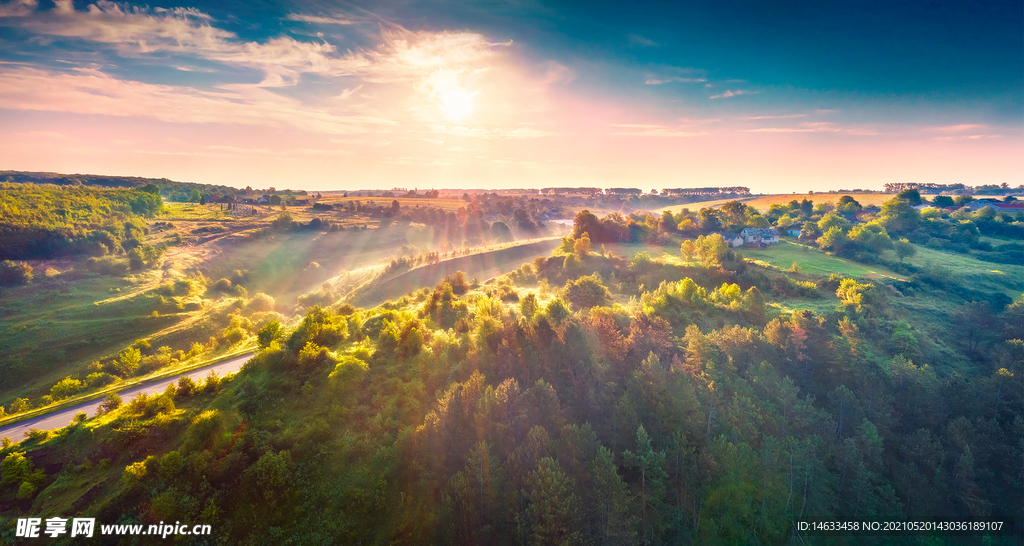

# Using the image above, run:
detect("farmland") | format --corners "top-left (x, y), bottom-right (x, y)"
top-left (657, 192), bottom-right (898, 214)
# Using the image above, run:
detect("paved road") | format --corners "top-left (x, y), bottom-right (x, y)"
top-left (0, 352), bottom-right (254, 442)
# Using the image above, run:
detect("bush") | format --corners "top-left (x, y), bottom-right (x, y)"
top-left (112, 347), bottom-right (142, 377)
top-left (213, 278), bottom-right (233, 292)
top-left (97, 393), bottom-right (123, 414)
top-left (563, 274), bottom-right (611, 309)
top-left (248, 293), bottom-right (275, 312)
top-left (0, 260), bottom-right (32, 286)
top-left (223, 326), bottom-right (246, 345)
top-left (176, 376), bottom-right (198, 397)
top-left (84, 256), bottom-right (129, 276)
top-left (50, 377), bottom-right (84, 400)
top-left (9, 398), bottom-right (29, 414)
top-left (203, 371), bottom-right (222, 393)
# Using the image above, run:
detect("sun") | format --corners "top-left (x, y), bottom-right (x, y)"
top-left (440, 87), bottom-right (474, 120)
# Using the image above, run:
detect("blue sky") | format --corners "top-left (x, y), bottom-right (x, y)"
top-left (0, 0), bottom-right (1019, 190)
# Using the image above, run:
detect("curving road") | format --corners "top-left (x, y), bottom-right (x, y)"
top-left (0, 352), bottom-right (254, 443)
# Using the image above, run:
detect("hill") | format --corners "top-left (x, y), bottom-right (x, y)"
top-left (1, 215), bottom-right (1019, 544)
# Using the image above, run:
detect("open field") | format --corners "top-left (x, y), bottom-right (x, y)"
top-left (351, 238), bottom-right (560, 306)
top-left (901, 241), bottom-right (1024, 297)
top-left (317, 195), bottom-right (470, 212)
top-left (737, 238), bottom-right (907, 281)
top-left (657, 193), bottom-right (898, 214)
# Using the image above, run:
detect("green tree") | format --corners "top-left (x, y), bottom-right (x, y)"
top-left (878, 198), bottom-right (921, 233)
top-left (563, 274), bottom-right (610, 309)
top-left (245, 450), bottom-right (292, 501)
top-left (817, 225), bottom-right (849, 253)
top-left (817, 212), bottom-right (851, 234)
top-left (680, 239), bottom-right (696, 261)
top-left (50, 377), bottom-right (83, 400)
top-left (694, 234), bottom-right (729, 268)
top-left (491, 221), bottom-right (514, 242)
top-left (588, 447), bottom-right (638, 546)
top-left (113, 347), bottom-right (141, 377)
top-left (258, 320), bottom-right (284, 349)
top-left (836, 278), bottom-right (871, 312)
top-left (624, 425), bottom-right (667, 544)
top-left (893, 238), bottom-right (916, 262)
top-left (518, 457), bottom-right (582, 546)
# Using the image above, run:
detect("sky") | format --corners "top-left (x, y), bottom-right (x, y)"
top-left (0, 0), bottom-right (1020, 192)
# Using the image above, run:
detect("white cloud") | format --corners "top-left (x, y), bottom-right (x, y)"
top-left (0, 65), bottom-right (398, 134)
top-left (709, 89), bottom-right (753, 99)
top-left (741, 114), bottom-right (805, 120)
top-left (285, 14), bottom-right (359, 25)
top-left (644, 76), bottom-right (706, 85)
top-left (932, 124), bottom-right (987, 132)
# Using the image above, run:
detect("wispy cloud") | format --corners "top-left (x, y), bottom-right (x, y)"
top-left (644, 76), bottom-right (706, 85)
top-left (709, 89), bottom-right (753, 99)
top-left (611, 124), bottom-right (707, 137)
top-left (285, 13), bottom-right (359, 25)
top-left (932, 124), bottom-right (987, 132)
top-left (642, 66), bottom-right (705, 86)
top-left (742, 121), bottom-right (877, 135)
top-left (0, 0), bottom-right (512, 87)
top-left (626, 33), bottom-right (658, 47)
top-left (741, 114), bottom-right (805, 120)
top-left (0, 65), bottom-right (399, 134)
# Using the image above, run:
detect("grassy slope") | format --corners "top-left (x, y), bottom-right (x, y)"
top-left (350, 238), bottom-right (560, 307)
top-left (900, 242), bottom-right (1024, 298)
top-left (3, 231), bottom-right (1017, 543)
top-left (737, 238), bottom-right (906, 281)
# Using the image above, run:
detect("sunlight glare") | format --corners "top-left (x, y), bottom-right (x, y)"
top-left (440, 87), bottom-right (474, 120)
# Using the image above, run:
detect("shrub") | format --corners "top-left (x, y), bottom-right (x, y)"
top-left (0, 261), bottom-right (32, 286)
top-left (50, 377), bottom-right (84, 400)
top-left (176, 376), bottom-right (198, 397)
top-left (97, 393), bottom-right (123, 414)
top-left (213, 278), bottom-right (233, 292)
top-left (203, 371), bottom-right (221, 393)
top-left (258, 321), bottom-right (284, 349)
top-left (248, 293), bottom-right (276, 312)
top-left (9, 398), bottom-right (29, 414)
top-left (112, 347), bottom-right (142, 377)
top-left (563, 274), bottom-right (611, 309)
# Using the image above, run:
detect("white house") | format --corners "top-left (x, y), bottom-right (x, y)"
top-left (740, 228), bottom-right (780, 245)
top-left (785, 223), bottom-right (803, 237)
top-left (710, 233), bottom-right (744, 247)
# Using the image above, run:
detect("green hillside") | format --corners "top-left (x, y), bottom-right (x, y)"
top-left (2, 220), bottom-right (1019, 544)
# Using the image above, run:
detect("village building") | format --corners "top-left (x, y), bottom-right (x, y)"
top-left (740, 228), bottom-right (780, 246)
top-left (785, 223), bottom-right (803, 236)
top-left (710, 232), bottom-right (744, 247)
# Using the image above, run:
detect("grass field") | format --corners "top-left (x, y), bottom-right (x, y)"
top-left (318, 195), bottom-right (470, 212)
top-left (0, 273), bottom-right (193, 403)
top-left (657, 193), bottom-right (897, 214)
top-left (736, 238), bottom-right (907, 281)
top-left (901, 242), bottom-right (1024, 297)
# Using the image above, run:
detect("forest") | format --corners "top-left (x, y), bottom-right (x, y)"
top-left (0, 191), bottom-right (1020, 544)
top-left (0, 183), bottom-right (164, 262)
